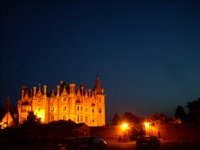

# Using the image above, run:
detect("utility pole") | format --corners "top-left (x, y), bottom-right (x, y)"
top-left (5, 96), bottom-right (10, 127)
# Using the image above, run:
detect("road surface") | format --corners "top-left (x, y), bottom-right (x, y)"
top-left (1, 140), bottom-right (200, 150)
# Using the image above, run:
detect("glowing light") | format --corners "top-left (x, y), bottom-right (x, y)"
top-left (120, 122), bottom-right (129, 131)
top-left (144, 121), bottom-right (151, 135)
top-left (144, 121), bottom-right (150, 129)
top-left (35, 109), bottom-right (45, 122)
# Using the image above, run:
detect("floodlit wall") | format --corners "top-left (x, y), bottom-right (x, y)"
top-left (159, 124), bottom-right (200, 143)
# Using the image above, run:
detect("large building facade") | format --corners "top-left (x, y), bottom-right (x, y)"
top-left (18, 76), bottom-right (105, 126)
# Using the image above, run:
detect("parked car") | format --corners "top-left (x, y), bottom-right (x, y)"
top-left (136, 136), bottom-right (160, 150)
top-left (58, 136), bottom-right (107, 150)
top-left (58, 137), bottom-right (78, 150)
top-left (79, 136), bottom-right (107, 150)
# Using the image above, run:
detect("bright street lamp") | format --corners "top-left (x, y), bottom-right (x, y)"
top-left (120, 122), bottom-right (129, 131)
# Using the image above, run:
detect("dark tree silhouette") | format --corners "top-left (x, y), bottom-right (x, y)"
top-left (48, 119), bottom-right (77, 128)
top-left (22, 111), bottom-right (41, 128)
top-left (147, 113), bottom-right (169, 124)
top-left (187, 98), bottom-right (200, 122)
top-left (121, 112), bottom-right (141, 124)
top-left (175, 105), bottom-right (187, 122)
top-left (111, 113), bottom-right (120, 125)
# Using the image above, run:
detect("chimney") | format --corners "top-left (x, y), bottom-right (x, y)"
top-left (44, 85), bottom-right (47, 95)
top-left (57, 85), bottom-right (60, 97)
top-left (33, 86), bottom-right (36, 96)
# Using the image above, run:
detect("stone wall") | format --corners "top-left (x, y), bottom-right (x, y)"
top-left (159, 124), bottom-right (200, 143)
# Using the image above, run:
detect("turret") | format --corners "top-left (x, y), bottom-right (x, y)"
top-left (93, 76), bottom-right (104, 94)
top-left (33, 86), bottom-right (36, 96)
top-left (69, 84), bottom-right (76, 94)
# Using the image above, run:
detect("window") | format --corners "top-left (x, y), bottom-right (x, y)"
top-left (80, 116), bottom-right (83, 122)
top-left (92, 108), bottom-right (94, 113)
top-left (85, 117), bottom-right (88, 123)
top-left (63, 106), bottom-right (66, 111)
top-left (85, 108), bottom-right (88, 112)
top-left (51, 106), bottom-right (54, 112)
top-left (38, 99), bottom-right (41, 102)
top-left (63, 98), bottom-right (66, 102)
top-left (51, 116), bottom-right (54, 121)
top-left (98, 108), bottom-right (102, 113)
top-left (63, 116), bottom-right (66, 120)
top-left (21, 109), bottom-right (26, 112)
top-left (77, 115), bottom-right (79, 122)
top-left (77, 106), bottom-right (79, 111)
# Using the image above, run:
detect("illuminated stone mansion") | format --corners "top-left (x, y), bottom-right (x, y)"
top-left (18, 76), bottom-right (105, 127)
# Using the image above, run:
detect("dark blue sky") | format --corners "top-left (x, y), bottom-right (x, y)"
top-left (1, 0), bottom-right (200, 120)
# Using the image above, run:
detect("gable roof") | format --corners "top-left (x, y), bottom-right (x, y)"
top-left (1, 111), bottom-right (15, 128)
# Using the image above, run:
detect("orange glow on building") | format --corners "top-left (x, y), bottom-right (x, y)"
top-left (35, 109), bottom-right (45, 122)
top-left (18, 76), bottom-right (105, 126)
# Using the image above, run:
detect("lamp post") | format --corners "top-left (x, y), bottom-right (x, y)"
top-left (120, 122), bottom-right (129, 141)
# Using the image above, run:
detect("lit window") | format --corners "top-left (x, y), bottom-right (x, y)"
top-left (63, 116), bottom-right (66, 120)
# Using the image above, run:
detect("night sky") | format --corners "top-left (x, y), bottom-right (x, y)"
top-left (1, 0), bottom-right (200, 121)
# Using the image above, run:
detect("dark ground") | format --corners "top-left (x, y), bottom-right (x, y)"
top-left (0, 140), bottom-right (200, 150)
